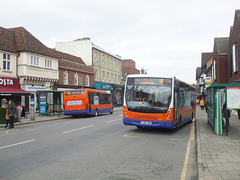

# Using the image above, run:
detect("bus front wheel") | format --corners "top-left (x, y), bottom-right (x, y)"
top-left (110, 108), bottom-right (113, 114)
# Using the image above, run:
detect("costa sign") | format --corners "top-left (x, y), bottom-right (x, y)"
top-left (0, 77), bottom-right (20, 88)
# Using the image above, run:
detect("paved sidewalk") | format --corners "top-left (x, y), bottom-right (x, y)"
top-left (0, 107), bottom-right (123, 128)
top-left (196, 106), bottom-right (240, 180)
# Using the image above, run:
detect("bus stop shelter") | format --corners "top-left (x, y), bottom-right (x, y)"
top-left (206, 83), bottom-right (240, 135)
top-left (37, 90), bottom-right (63, 117)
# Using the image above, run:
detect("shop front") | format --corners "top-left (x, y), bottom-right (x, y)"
top-left (95, 81), bottom-right (124, 107)
top-left (0, 77), bottom-right (30, 124)
top-left (113, 84), bottom-right (124, 107)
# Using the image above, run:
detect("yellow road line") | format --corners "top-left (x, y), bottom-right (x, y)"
top-left (1, 133), bottom-right (15, 136)
top-left (170, 139), bottom-right (188, 141)
top-left (180, 120), bottom-right (195, 180)
top-left (123, 131), bottom-right (145, 138)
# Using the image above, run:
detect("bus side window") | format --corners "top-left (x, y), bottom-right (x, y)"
top-left (89, 92), bottom-right (94, 105)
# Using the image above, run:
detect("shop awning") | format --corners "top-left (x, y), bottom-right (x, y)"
top-left (0, 88), bottom-right (31, 96)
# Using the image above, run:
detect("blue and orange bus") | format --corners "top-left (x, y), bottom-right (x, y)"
top-left (123, 75), bottom-right (196, 128)
top-left (63, 88), bottom-right (113, 117)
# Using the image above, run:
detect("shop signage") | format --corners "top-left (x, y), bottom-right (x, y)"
top-left (39, 92), bottom-right (46, 113)
top-left (0, 77), bottom-right (19, 88)
top-left (45, 82), bottom-right (50, 90)
top-left (25, 85), bottom-right (46, 92)
top-left (102, 84), bottom-right (112, 90)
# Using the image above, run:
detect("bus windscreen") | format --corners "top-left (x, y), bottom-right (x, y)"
top-left (125, 77), bottom-right (172, 113)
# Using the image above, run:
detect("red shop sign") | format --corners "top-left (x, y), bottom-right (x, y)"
top-left (0, 77), bottom-right (20, 88)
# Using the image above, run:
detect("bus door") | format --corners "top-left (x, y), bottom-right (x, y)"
top-left (174, 87), bottom-right (179, 126)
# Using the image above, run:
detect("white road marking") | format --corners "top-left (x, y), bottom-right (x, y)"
top-left (105, 119), bottom-right (121, 123)
top-left (0, 139), bottom-right (36, 150)
top-left (62, 125), bottom-right (94, 134)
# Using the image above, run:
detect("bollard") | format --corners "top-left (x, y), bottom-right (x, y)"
top-left (17, 106), bottom-right (21, 122)
top-left (30, 107), bottom-right (35, 121)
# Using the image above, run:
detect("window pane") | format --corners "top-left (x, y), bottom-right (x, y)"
top-left (7, 62), bottom-right (10, 70)
top-left (3, 61), bottom-right (6, 69)
top-left (233, 44), bottom-right (236, 72)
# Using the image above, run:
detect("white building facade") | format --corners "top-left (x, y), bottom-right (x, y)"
top-left (56, 38), bottom-right (122, 85)
top-left (56, 38), bottom-right (124, 107)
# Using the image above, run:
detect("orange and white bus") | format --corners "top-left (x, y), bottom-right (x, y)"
top-left (123, 75), bottom-right (196, 128)
top-left (63, 89), bottom-right (113, 117)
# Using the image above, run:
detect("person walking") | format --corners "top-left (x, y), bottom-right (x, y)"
top-left (5, 101), bottom-right (10, 129)
top-left (7, 100), bottom-right (16, 129)
top-left (199, 98), bottom-right (205, 110)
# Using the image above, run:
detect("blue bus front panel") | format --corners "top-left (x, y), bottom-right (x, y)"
top-left (123, 118), bottom-right (174, 128)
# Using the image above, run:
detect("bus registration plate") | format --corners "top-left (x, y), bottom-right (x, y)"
top-left (141, 121), bottom-right (152, 125)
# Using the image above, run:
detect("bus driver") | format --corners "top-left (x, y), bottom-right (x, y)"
top-left (136, 91), bottom-right (145, 102)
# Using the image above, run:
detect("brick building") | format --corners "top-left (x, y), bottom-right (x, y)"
top-left (227, 10), bottom-right (240, 83)
top-left (212, 37), bottom-right (229, 83)
top-left (122, 59), bottom-right (140, 75)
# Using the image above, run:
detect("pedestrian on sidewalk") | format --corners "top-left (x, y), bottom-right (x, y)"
top-left (7, 100), bottom-right (16, 129)
top-left (5, 100), bottom-right (10, 129)
top-left (199, 98), bottom-right (205, 110)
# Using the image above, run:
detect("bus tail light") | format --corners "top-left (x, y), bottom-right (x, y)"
top-left (85, 104), bottom-right (89, 110)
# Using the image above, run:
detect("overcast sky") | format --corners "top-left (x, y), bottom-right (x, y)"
top-left (1, 0), bottom-right (239, 84)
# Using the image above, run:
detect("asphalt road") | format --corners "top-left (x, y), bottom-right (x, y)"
top-left (0, 111), bottom-right (197, 180)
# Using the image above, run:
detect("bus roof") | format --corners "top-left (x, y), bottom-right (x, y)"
top-left (126, 74), bottom-right (174, 79)
top-left (64, 88), bottom-right (109, 94)
top-left (127, 74), bottom-right (196, 89)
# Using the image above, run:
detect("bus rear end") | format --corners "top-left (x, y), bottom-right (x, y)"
top-left (123, 76), bottom-right (174, 128)
top-left (63, 89), bottom-right (89, 115)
